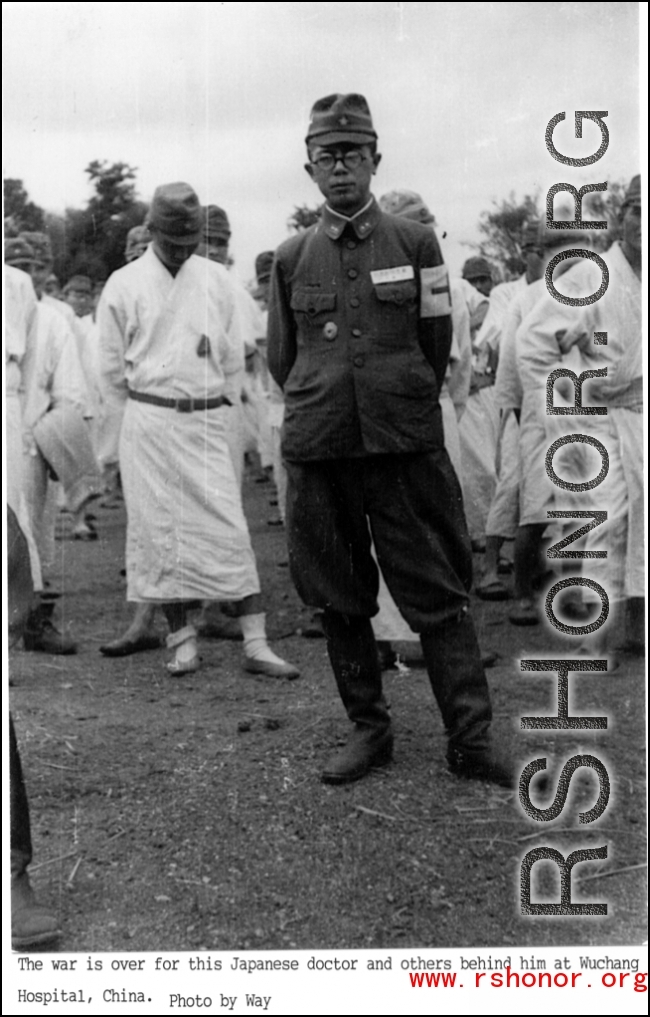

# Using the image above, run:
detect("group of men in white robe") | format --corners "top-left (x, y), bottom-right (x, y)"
top-left (465, 174), bottom-right (643, 658)
top-left (514, 175), bottom-right (643, 656)
top-left (5, 174), bottom-right (642, 668)
top-left (350, 177), bottom-right (643, 665)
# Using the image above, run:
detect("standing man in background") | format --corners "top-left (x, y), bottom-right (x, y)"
top-left (98, 182), bottom-right (298, 679)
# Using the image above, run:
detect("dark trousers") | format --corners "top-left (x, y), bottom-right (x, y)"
top-left (285, 452), bottom-right (492, 753)
top-left (10, 715), bottom-right (32, 878)
top-left (285, 451), bottom-right (472, 628)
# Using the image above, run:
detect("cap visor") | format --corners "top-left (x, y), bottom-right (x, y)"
top-left (307, 130), bottom-right (377, 146)
top-left (156, 230), bottom-right (202, 246)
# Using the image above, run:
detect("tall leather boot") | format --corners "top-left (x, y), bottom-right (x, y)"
top-left (420, 610), bottom-right (512, 787)
top-left (23, 596), bottom-right (77, 655)
top-left (320, 611), bottom-right (393, 784)
top-left (12, 871), bottom-right (61, 949)
top-left (11, 717), bottom-right (60, 948)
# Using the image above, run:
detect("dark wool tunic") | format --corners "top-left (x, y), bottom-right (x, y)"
top-left (267, 198), bottom-right (453, 461)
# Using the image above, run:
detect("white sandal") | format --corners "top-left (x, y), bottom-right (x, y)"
top-left (166, 625), bottom-right (199, 675)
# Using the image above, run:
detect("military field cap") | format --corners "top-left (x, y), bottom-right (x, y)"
top-left (379, 190), bottom-right (435, 225)
top-left (536, 222), bottom-right (590, 250)
top-left (255, 251), bottom-right (274, 283)
top-left (5, 236), bottom-right (35, 266)
top-left (20, 231), bottom-right (53, 264)
top-left (306, 93), bottom-right (378, 147)
top-left (203, 204), bottom-right (231, 242)
top-left (462, 256), bottom-right (492, 280)
top-left (4, 216), bottom-right (20, 238)
top-left (64, 274), bottom-right (93, 294)
top-left (195, 242), bottom-right (229, 264)
top-left (148, 182), bottom-right (202, 245)
top-left (621, 173), bottom-right (641, 209)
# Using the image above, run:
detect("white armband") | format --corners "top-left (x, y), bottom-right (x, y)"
top-left (420, 265), bottom-right (452, 318)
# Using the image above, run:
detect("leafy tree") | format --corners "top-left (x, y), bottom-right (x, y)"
top-left (470, 179), bottom-right (630, 279)
top-left (288, 204), bottom-right (322, 233)
top-left (85, 160), bottom-right (142, 221)
top-left (470, 192), bottom-right (541, 279)
top-left (580, 180), bottom-right (627, 251)
top-left (61, 161), bottom-right (148, 281)
top-left (541, 179), bottom-right (629, 254)
top-left (3, 178), bottom-right (46, 232)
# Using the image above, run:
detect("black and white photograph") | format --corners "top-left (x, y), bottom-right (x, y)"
top-left (4, 2), bottom-right (645, 1012)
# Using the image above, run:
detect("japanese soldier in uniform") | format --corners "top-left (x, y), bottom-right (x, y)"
top-left (267, 94), bottom-right (511, 787)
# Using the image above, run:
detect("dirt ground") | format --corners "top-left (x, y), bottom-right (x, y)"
top-left (9, 467), bottom-right (647, 952)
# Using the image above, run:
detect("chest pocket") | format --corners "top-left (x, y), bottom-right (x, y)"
top-left (290, 289), bottom-right (338, 346)
top-left (291, 289), bottom-right (337, 316)
top-left (372, 279), bottom-right (418, 345)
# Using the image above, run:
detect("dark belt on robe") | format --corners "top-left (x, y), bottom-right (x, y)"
top-left (128, 390), bottom-right (232, 413)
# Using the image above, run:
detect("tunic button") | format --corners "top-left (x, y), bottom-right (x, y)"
top-left (350, 297), bottom-right (360, 308)
top-left (353, 355), bottom-right (365, 368)
top-left (347, 268), bottom-right (358, 279)
top-left (351, 328), bottom-right (362, 337)
top-left (347, 240), bottom-right (357, 250)
top-left (323, 322), bottom-right (338, 341)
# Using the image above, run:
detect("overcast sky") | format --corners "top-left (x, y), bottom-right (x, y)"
top-left (3, 2), bottom-right (642, 279)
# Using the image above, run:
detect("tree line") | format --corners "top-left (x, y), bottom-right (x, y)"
top-left (5, 164), bottom-right (627, 286)
top-left (4, 162), bottom-right (148, 283)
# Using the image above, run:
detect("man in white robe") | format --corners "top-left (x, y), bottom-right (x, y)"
top-left (507, 226), bottom-right (594, 626)
top-left (456, 261), bottom-right (498, 546)
top-left (475, 221), bottom-right (540, 600)
top-left (6, 238), bottom-right (98, 653)
top-left (5, 257), bottom-right (37, 520)
top-left (20, 291), bottom-right (97, 565)
top-left (252, 251), bottom-right (289, 522)
top-left (522, 175), bottom-right (643, 654)
top-left (193, 206), bottom-right (272, 642)
top-left (21, 233), bottom-right (102, 540)
top-left (97, 182), bottom-right (298, 678)
top-left (5, 255), bottom-right (43, 591)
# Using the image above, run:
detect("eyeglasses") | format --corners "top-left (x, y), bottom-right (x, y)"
top-left (310, 151), bottom-right (366, 172)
